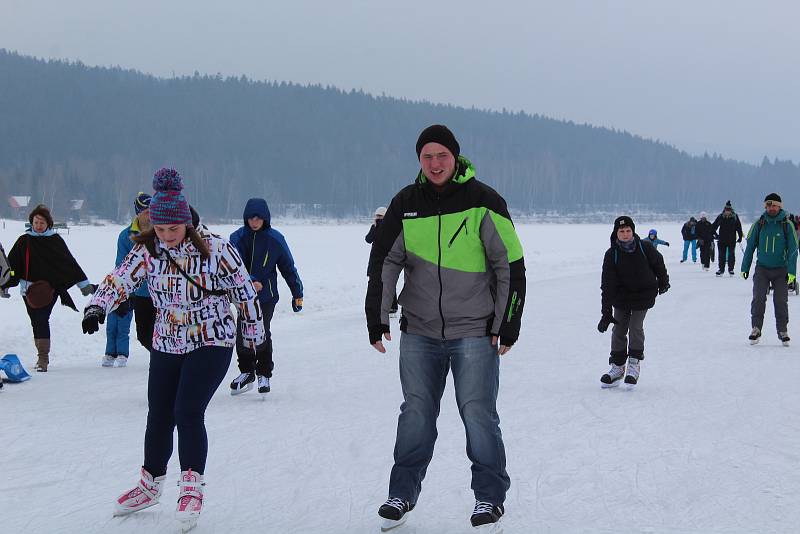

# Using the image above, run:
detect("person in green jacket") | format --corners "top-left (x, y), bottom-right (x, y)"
top-left (741, 193), bottom-right (798, 345)
top-left (366, 125), bottom-right (526, 531)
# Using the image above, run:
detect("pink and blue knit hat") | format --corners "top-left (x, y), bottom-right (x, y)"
top-left (149, 168), bottom-right (192, 226)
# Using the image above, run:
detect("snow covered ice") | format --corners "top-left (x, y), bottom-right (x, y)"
top-left (3, 220), bottom-right (799, 533)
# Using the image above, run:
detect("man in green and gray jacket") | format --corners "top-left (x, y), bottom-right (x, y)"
top-left (365, 124), bottom-right (526, 531)
top-left (741, 192), bottom-right (798, 345)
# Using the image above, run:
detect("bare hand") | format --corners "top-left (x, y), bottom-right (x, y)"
top-left (491, 336), bottom-right (511, 356)
top-left (253, 281), bottom-right (263, 292)
top-left (372, 332), bottom-right (392, 353)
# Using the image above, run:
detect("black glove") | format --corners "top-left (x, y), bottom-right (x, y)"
top-left (494, 329), bottom-right (518, 348)
top-left (665, 242), bottom-right (670, 247)
top-left (597, 312), bottom-right (617, 333)
top-left (82, 305), bottom-right (106, 334)
top-left (737, 237), bottom-right (742, 243)
top-left (658, 283), bottom-right (670, 295)
top-left (113, 299), bottom-right (130, 317)
top-left (368, 324), bottom-right (390, 344)
top-left (741, 271), bottom-right (749, 280)
top-left (80, 283), bottom-right (98, 296)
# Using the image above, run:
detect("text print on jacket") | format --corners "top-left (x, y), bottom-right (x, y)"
top-left (90, 228), bottom-right (266, 354)
top-left (366, 156), bottom-right (526, 345)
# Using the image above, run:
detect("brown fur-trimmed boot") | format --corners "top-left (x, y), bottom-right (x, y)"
top-left (34, 338), bottom-right (50, 372)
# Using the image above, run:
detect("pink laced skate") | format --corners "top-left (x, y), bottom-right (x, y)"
top-left (114, 467), bottom-right (165, 516)
top-left (175, 469), bottom-right (204, 526)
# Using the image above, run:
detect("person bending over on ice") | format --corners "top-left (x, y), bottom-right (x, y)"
top-left (81, 168), bottom-right (265, 530)
top-left (695, 212), bottom-right (715, 271)
top-left (228, 198), bottom-right (303, 395)
top-left (645, 229), bottom-right (669, 249)
top-left (740, 193), bottom-right (798, 346)
top-left (598, 216), bottom-right (669, 387)
top-left (365, 206), bottom-right (398, 313)
top-left (366, 124), bottom-right (526, 531)
top-left (2, 204), bottom-right (96, 372)
top-left (102, 192), bottom-right (151, 368)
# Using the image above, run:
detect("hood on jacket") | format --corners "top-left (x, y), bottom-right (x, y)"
top-left (242, 198), bottom-right (271, 229)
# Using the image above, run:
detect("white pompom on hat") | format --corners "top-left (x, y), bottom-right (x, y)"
top-left (374, 206), bottom-right (387, 217)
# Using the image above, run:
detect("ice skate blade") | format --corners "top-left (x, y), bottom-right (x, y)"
top-left (473, 522), bottom-right (504, 533)
top-left (380, 514), bottom-right (408, 531)
top-left (783, 341), bottom-right (790, 347)
top-left (176, 513), bottom-right (199, 533)
top-left (600, 380), bottom-right (621, 389)
top-left (178, 519), bottom-right (198, 533)
top-left (749, 339), bottom-right (760, 345)
top-left (230, 383), bottom-right (253, 396)
top-left (113, 501), bottom-right (159, 517)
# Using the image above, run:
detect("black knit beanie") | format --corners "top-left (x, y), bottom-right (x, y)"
top-left (415, 124), bottom-right (460, 160)
top-left (765, 192), bottom-right (782, 203)
top-left (613, 215), bottom-right (635, 233)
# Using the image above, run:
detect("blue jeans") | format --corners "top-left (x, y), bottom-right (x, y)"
top-left (389, 333), bottom-right (510, 505)
top-left (105, 309), bottom-right (133, 356)
top-left (682, 239), bottom-right (697, 261)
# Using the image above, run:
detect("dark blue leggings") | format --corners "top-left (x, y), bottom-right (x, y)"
top-left (143, 346), bottom-right (232, 477)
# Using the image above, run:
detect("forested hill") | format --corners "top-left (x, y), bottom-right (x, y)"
top-left (0, 49), bottom-right (797, 221)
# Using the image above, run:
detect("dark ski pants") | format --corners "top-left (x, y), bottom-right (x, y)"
top-left (699, 240), bottom-right (713, 268)
top-left (718, 241), bottom-right (737, 272)
top-left (751, 265), bottom-right (789, 333)
top-left (235, 302), bottom-right (275, 377)
top-left (24, 294), bottom-right (58, 339)
top-left (610, 307), bottom-right (648, 365)
top-left (133, 296), bottom-right (156, 352)
top-left (143, 345), bottom-right (232, 477)
top-left (389, 333), bottom-right (510, 506)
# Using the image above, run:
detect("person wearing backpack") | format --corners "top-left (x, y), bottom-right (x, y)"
top-left (740, 193), bottom-right (798, 346)
top-left (597, 216), bottom-right (669, 387)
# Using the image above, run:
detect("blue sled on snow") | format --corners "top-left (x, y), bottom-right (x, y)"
top-left (0, 354), bottom-right (32, 382)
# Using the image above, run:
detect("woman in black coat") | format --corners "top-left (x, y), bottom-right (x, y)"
top-left (597, 216), bottom-right (669, 387)
top-left (2, 205), bottom-right (95, 371)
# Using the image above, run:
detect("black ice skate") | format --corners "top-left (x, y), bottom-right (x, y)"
top-left (379, 497), bottom-right (414, 531)
top-left (230, 372), bottom-right (255, 395)
top-left (749, 327), bottom-right (761, 345)
top-left (471, 501), bottom-right (504, 529)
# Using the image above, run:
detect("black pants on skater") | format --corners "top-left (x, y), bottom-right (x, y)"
top-left (718, 241), bottom-right (736, 272)
top-left (609, 307), bottom-right (648, 366)
top-left (133, 295), bottom-right (156, 351)
top-left (236, 302), bottom-right (275, 377)
top-left (24, 294), bottom-right (58, 339)
top-left (143, 346), bottom-right (232, 477)
top-left (699, 240), bottom-right (713, 268)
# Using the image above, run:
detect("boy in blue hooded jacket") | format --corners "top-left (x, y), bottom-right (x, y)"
top-left (229, 198), bottom-right (303, 394)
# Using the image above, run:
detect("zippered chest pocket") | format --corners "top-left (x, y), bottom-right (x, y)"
top-left (448, 218), bottom-right (469, 248)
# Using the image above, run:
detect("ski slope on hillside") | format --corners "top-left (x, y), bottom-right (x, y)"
top-left (3, 220), bottom-right (799, 534)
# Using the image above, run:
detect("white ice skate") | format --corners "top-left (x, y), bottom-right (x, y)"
top-left (600, 364), bottom-right (625, 388)
top-left (749, 327), bottom-right (761, 345)
top-left (779, 332), bottom-right (790, 347)
top-left (624, 358), bottom-right (640, 386)
top-left (175, 469), bottom-right (204, 532)
top-left (101, 354), bottom-right (116, 367)
top-left (115, 355), bottom-right (128, 367)
top-left (113, 467), bottom-right (165, 516)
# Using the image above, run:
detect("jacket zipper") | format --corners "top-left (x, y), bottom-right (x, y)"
top-left (437, 205), bottom-right (445, 339)
top-left (447, 218), bottom-right (468, 248)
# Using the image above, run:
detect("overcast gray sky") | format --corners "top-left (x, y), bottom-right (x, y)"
top-left (2, 0), bottom-right (798, 163)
